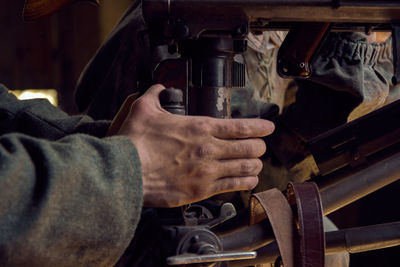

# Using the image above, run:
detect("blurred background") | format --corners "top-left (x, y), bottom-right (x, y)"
top-left (0, 0), bottom-right (133, 114)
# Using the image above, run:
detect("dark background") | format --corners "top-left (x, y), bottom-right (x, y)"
top-left (0, 0), bottom-right (399, 266)
top-left (329, 180), bottom-right (400, 267)
top-left (0, 0), bottom-right (131, 114)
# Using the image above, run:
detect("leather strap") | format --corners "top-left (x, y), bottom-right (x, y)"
top-left (286, 182), bottom-right (325, 267)
top-left (250, 189), bottom-right (295, 267)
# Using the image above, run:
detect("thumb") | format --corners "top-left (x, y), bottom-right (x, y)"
top-left (141, 84), bottom-right (167, 111)
top-left (144, 84), bottom-right (166, 99)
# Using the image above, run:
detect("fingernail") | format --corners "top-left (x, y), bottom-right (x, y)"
top-left (264, 120), bottom-right (275, 132)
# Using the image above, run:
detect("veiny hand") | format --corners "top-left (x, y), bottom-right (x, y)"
top-left (112, 84), bottom-right (275, 208)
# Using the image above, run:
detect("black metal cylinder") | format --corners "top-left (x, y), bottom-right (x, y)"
top-left (320, 151), bottom-right (400, 215)
top-left (160, 87), bottom-right (186, 115)
top-left (179, 38), bottom-right (236, 118)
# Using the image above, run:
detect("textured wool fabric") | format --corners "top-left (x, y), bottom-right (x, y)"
top-left (310, 32), bottom-right (394, 122)
top-left (0, 85), bottom-right (143, 266)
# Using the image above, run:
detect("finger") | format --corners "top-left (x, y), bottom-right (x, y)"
top-left (211, 176), bottom-right (259, 194)
top-left (203, 138), bottom-right (266, 159)
top-left (215, 158), bottom-right (263, 178)
top-left (209, 118), bottom-right (275, 139)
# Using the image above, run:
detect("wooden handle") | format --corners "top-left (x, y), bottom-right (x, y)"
top-left (277, 22), bottom-right (331, 79)
top-left (23, 0), bottom-right (99, 21)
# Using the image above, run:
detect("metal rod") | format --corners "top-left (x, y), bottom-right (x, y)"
top-left (167, 251), bottom-right (256, 265)
top-left (143, 0), bottom-right (400, 23)
top-left (325, 221), bottom-right (400, 254)
top-left (220, 151), bottom-right (400, 251)
top-left (220, 219), bottom-right (275, 251)
top-left (230, 221), bottom-right (400, 266)
top-left (320, 151), bottom-right (400, 215)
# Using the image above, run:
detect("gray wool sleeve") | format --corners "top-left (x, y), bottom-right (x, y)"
top-left (0, 85), bottom-right (143, 266)
top-left (0, 84), bottom-right (112, 139)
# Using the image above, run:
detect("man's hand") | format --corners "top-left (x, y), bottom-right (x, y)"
top-left (113, 84), bottom-right (275, 208)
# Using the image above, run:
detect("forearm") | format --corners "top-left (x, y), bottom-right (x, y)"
top-left (0, 133), bottom-right (142, 266)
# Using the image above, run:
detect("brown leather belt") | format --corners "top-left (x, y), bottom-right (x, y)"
top-left (250, 182), bottom-right (324, 267)
top-left (287, 182), bottom-right (325, 267)
top-left (251, 188), bottom-right (295, 267)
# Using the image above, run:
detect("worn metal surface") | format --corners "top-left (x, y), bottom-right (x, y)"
top-left (167, 251), bottom-right (256, 265)
top-left (320, 150), bottom-right (400, 215)
top-left (230, 221), bottom-right (400, 266)
top-left (143, 0), bottom-right (400, 36)
top-left (218, 150), bottom-right (400, 251)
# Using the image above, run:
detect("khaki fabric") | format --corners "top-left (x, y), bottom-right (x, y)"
top-left (234, 32), bottom-right (399, 187)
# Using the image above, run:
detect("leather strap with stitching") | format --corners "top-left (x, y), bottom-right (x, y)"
top-left (287, 182), bottom-right (325, 267)
top-left (250, 182), bottom-right (325, 267)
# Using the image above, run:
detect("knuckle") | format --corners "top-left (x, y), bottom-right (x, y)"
top-left (228, 178), bottom-right (242, 190)
top-left (240, 160), bottom-right (255, 174)
top-left (234, 142), bottom-right (254, 156)
top-left (240, 159), bottom-right (262, 175)
top-left (133, 96), bottom-right (148, 109)
top-left (191, 120), bottom-right (212, 135)
top-left (236, 121), bottom-right (252, 136)
top-left (132, 97), bottom-right (154, 117)
top-left (216, 122), bottom-right (229, 135)
top-left (197, 143), bottom-right (216, 158)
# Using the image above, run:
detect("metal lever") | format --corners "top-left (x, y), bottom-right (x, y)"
top-left (206, 203), bottom-right (237, 228)
top-left (167, 251), bottom-right (257, 265)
